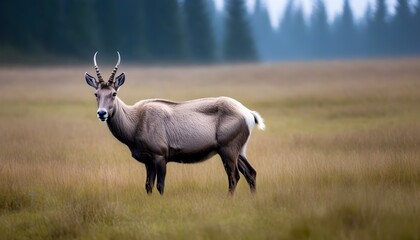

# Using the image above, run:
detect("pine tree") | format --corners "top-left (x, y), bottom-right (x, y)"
top-left (291, 4), bottom-right (308, 59)
top-left (414, 0), bottom-right (420, 53)
top-left (0, 0), bottom-right (10, 47)
top-left (361, 2), bottom-right (374, 56)
top-left (342, 0), bottom-right (355, 31)
top-left (364, 2), bottom-right (374, 26)
top-left (373, 0), bottom-right (388, 29)
top-left (392, 0), bottom-right (413, 54)
top-left (370, 0), bottom-right (389, 55)
top-left (0, 0), bottom-right (22, 50)
top-left (223, 0), bottom-right (257, 62)
top-left (415, 0), bottom-right (420, 22)
top-left (117, 0), bottom-right (146, 61)
top-left (278, 0), bottom-right (294, 59)
top-left (393, 0), bottom-right (411, 27)
top-left (207, 0), bottom-right (224, 61)
top-left (144, 0), bottom-right (186, 62)
top-left (22, 0), bottom-right (64, 56)
top-left (2, 0), bottom-right (44, 53)
top-left (279, 0), bottom-right (294, 37)
top-left (415, 0), bottom-right (420, 24)
top-left (278, 0), bottom-right (307, 59)
top-left (184, 0), bottom-right (215, 63)
top-left (333, 0), bottom-right (356, 57)
top-left (95, 0), bottom-right (121, 59)
top-left (61, 0), bottom-right (97, 58)
top-left (251, 0), bottom-right (275, 61)
top-left (309, 0), bottom-right (330, 58)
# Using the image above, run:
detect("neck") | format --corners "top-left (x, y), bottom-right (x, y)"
top-left (106, 97), bottom-right (137, 146)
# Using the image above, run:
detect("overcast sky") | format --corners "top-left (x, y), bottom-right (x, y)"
top-left (215, 0), bottom-right (417, 28)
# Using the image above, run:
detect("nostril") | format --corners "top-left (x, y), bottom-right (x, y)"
top-left (97, 110), bottom-right (107, 117)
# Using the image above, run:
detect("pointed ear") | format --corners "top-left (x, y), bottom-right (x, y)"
top-left (85, 72), bottom-right (98, 89)
top-left (114, 72), bottom-right (125, 90)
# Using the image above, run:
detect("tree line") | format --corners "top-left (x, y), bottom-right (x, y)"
top-left (256, 0), bottom-right (420, 61)
top-left (0, 0), bottom-right (419, 64)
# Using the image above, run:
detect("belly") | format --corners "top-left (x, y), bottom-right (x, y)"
top-left (168, 147), bottom-right (217, 164)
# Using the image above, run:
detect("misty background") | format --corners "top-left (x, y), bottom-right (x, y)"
top-left (0, 0), bottom-right (419, 64)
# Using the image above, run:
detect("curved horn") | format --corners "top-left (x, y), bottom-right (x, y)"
top-left (108, 51), bottom-right (121, 84)
top-left (93, 51), bottom-right (104, 83)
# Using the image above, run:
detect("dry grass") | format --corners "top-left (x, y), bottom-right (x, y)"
top-left (0, 58), bottom-right (420, 239)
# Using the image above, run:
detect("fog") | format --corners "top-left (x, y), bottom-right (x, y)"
top-left (0, 0), bottom-right (419, 64)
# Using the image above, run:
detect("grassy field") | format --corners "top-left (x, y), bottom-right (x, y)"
top-left (0, 59), bottom-right (420, 239)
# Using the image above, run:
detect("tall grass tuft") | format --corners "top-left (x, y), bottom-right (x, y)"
top-left (46, 191), bottom-right (118, 239)
top-left (0, 184), bottom-right (32, 212)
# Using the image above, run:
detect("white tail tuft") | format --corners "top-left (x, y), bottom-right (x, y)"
top-left (251, 111), bottom-right (265, 130)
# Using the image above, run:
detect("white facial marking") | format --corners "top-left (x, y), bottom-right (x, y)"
top-left (97, 108), bottom-right (108, 122)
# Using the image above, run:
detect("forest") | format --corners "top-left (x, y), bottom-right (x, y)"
top-left (0, 0), bottom-right (419, 64)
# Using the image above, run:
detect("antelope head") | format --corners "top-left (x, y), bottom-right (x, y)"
top-left (85, 52), bottom-right (125, 122)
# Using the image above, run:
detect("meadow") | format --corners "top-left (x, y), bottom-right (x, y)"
top-left (0, 59), bottom-right (419, 239)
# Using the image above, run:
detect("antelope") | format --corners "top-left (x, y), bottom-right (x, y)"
top-left (84, 52), bottom-right (265, 195)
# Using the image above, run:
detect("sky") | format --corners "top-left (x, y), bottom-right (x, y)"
top-left (214, 0), bottom-right (416, 28)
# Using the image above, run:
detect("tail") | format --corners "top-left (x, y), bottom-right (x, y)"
top-left (251, 111), bottom-right (265, 130)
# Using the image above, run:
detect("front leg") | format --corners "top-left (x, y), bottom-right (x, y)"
top-left (154, 155), bottom-right (167, 195)
top-left (145, 163), bottom-right (156, 195)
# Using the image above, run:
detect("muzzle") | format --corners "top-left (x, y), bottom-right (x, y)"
top-left (97, 108), bottom-right (108, 122)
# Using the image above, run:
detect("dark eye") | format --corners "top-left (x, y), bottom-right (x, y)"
top-left (112, 92), bottom-right (117, 97)
top-left (94, 93), bottom-right (98, 97)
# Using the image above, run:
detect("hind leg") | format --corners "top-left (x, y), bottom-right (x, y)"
top-left (218, 147), bottom-right (240, 195)
top-left (154, 155), bottom-right (167, 195)
top-left (238, 155), bottom-right (257, 193)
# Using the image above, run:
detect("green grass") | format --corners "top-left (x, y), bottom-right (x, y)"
top-left (1, 59), bottom-right (420, 239)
